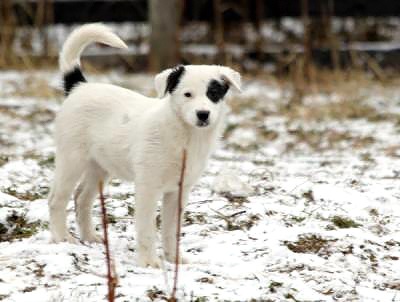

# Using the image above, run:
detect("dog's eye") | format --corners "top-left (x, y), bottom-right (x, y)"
top-left (184, 92), bottom-right (192, 98)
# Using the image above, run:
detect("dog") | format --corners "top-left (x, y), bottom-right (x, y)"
top-left (48, 23), bottom-right (241, 268)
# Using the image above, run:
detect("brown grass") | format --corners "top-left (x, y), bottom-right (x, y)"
top-left (284, 234), bottom-right (336, 255)
top-left (0, 75), bottom-right (60, 99)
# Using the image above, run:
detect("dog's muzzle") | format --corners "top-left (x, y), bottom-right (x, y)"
top-left (196, 110), bottom-right (210, 127)
top-left (197, 121), bottom-right (209, 127)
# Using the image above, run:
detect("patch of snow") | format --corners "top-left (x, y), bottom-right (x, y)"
top-left (228, 127), bottom-right (258, 149)
top-left (212, 167), bottom-right (253, 197)
top-left (1, 69), bottom-right (400, 301)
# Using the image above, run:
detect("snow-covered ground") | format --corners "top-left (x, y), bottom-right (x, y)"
top-left (0, 70), bottom-right (399, 301)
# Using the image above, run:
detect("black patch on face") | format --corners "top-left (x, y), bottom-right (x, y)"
top-left (63, 67), bottom-right (86, 96)
top-left (165, 65), bottom-right (185, 95)
top-left (206, 79), bottom-right (229, 103)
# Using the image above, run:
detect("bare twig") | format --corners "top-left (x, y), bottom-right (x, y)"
top-left (99, 181), bottom-right (118, 302)
top-left (169, 149), bottom-right (187, 302)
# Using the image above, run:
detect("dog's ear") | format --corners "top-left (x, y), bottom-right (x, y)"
top-left (154, 68), bottom-right (172, 97)
top-left (154, 65), bottom-right (185, 97)
top-left (219, 66), bottom-right (241, 92)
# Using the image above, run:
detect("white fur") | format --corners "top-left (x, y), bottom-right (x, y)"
top-left (48, 24), bottom-right (241, 268)
top-left (59, 23), bottom-right (127, 73)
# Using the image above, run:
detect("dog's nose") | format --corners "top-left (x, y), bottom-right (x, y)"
top-left (196, 110), bottom-right (210, 122)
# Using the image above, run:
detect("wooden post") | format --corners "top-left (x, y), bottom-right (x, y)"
top-left (35, 0), bottom-right (47, 56)
top-left (253, 0), bottom-right (264, 62)
top-left (327, 0), bottom-right (339, 72)
top-left (213, 0), bottom-right (226, 64)
top-left (301, 0), bottom-right (311, 81)
top-left (149, 0), bottom-right (182, 72)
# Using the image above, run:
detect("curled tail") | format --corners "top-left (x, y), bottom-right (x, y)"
top-left (60, 23), bottom-right (128, 96)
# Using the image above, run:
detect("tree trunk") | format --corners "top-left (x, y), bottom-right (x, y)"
top-left (0, 0), bottom-right (16, 66)
top-left (301, 0), bottom-right (311, 81)
top-left (149, 0), bottom-right (182, 72)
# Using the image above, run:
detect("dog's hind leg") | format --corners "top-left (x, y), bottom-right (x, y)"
top-left (49, 155), bottom-right (85, 243)
top-left (75, 161), bottom-right (108, 243)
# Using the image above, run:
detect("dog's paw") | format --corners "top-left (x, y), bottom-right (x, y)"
top-left (81, 232), bottom-right (103, 244)
top-left (165, 252), bottom-right (190, 265)
top-left (51, 233), bottom-right (78, 244)
top-left (137, 254), bottom-right (162, 268)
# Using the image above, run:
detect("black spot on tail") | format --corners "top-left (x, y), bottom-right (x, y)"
top-left (63, 67), bottom-right (86, 96)
top-left (165, 65), bottom-right (185, 95)
top-left (206, 79), bottom-right (229, 103)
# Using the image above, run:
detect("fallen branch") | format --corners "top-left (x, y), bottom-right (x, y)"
top-left (169, 149), bottom-right (187, 302)
top-left (99, 181), bottom-right (118, 302)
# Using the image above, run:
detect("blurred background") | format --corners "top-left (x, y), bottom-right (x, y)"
top-left (1, 0), bottom-right (400, 75)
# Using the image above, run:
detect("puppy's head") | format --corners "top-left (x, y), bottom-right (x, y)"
top-left (155, 65), bottom-right (241, 129)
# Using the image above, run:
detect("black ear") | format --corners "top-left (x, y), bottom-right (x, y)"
top-left (164, 65), bottom-right (185, 94)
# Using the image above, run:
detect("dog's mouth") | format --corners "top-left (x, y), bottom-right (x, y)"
top-left (196, 120), bottom-right (209, 128)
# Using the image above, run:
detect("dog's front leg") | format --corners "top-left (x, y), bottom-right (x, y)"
top-left (135, 184), bottom-right (162, 268)
top-left (161, 188), bottom-right (190, 264)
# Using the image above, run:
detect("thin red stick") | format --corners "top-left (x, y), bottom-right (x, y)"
top-left (99, 181), bottom-right (117, 302)
top-left (170, 149), bottom-right (187, 301)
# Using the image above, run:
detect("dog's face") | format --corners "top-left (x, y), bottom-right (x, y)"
top-left (155, 65), bottom-right (241, 129)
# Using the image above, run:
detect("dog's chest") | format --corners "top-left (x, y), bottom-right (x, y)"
top-left (161, 131), bottom-right (215, 190)
top-left (185, 140), bottom-right (211, 183)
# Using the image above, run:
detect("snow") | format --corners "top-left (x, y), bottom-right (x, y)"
top-left (228, 128), bottom-right (258, 149)
top-left (0, 70), bottom-right (400, 301)
top-left (212, 167), bottom-right (253, 197)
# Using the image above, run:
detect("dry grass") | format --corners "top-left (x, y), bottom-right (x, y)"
top-left (284, 234), bottom-right (336, 255)
top-left (0, 55), bottom-right (58, 71)
top-left (6, 76), bottom-right (59, 98)
top-left (0, 75), bottom-right (60, 99)
top-left (226, 68), bottom-right (400, 153)
top-left (279, 69), bottom-right (397, 121)
top-left (0, 211), bottom-right (41, 242)
top-left (331, 216), bottom-right (361, 229)
top-left (286, 129), bottom-right (376, 151)
top-left (285, 99), bottom-right (381, 121)
top-left (0, 61), bottom-right (107, 99)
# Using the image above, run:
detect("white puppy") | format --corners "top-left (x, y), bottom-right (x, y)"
top-left (48, 23), bottom-right (241, 268)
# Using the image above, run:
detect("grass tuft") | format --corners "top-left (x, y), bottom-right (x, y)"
top-left (3, 186), bottom-right (49, 201)
top-left (0, 211), bottom-right (41, 241)
top-left (284, 234), bottom-right (336, 254)
top-left (269, 281), bottom-right (283, 293)
top-left (331, 216), bottom-right (361, 229)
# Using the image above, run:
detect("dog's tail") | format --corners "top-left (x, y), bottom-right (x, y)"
top-left (60, 23), bottom-right (128, 96)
